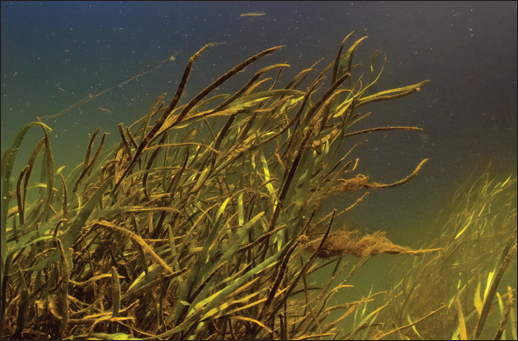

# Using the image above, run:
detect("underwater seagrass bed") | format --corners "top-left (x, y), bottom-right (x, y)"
top-left (1, 34), bottom-right (516, 340)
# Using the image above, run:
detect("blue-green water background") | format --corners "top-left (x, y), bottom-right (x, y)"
top-left (1, 1), bottom-right (516, 336)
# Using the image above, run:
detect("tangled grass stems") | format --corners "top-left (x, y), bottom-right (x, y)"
top-left (376, 172), bottom-right (517, 340)
top-left (2, 34), bottom-right (437, 339)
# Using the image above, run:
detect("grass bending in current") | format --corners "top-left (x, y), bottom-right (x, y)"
top-left (2, 34), bottom-right (514, 340)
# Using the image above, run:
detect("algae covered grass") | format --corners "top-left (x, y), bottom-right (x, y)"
top-left (1, 34), bottom-right (446, 339)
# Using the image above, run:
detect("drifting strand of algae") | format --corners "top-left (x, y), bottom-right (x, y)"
top-left (304, 230), bottom-right (443, 259)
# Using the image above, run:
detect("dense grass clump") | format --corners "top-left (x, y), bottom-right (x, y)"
top-left (5, 34), bottom-right (510, 340)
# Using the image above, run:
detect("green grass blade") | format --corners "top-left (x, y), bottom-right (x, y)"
top-left (1, 122), bottom-right (51, 290)
top-left (24, 176), bottom-right (114, 273)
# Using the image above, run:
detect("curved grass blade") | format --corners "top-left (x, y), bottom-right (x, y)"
top-left (1, 121), bottom-right (51, 289)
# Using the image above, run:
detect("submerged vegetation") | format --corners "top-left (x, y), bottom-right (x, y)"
top-left (376, 172), bottom-right (517, 340)
top-left (1, 34), bottom-right (515, 339)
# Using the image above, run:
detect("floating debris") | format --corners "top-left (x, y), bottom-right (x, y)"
top-left (240, 12), bottom-right (266, 17)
